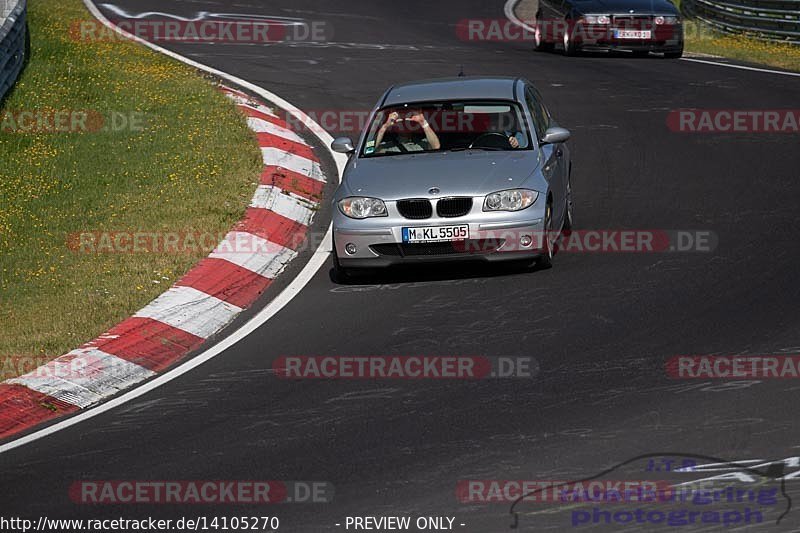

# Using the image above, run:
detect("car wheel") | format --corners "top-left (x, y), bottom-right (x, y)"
top-left (563, 174), bottom-right (574, 232)
top-left (535, 201), bottom-right (555, 269)
top-left (562, 28), bottom-right (579, 56)
top-left (664, 47), bottom-right (683, 59)
top-left (534, 23), bottom-right (554, 52)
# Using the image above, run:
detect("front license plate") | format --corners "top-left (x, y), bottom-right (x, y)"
top-left (614, 29), bottom-right (651, 39)
top-left (402, 225), bottom-right (469, 243)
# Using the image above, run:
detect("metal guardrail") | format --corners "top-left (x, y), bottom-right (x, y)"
top-left (0, 0), bottom-right (27, 103)
top-left (682, 0), bottom-right (800, 42)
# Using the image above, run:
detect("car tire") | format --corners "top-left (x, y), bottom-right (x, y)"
top-left (554, 175), bottom-right (573, 255)
top-left (534, 23), bottom-right (555, 52)
top-left (664, 47), bottom-right (683, 59)
top-left (535, 201), bottom-right (555, 270)
top-left (562, 28), bottom-right (579, 56)
top-left (563, 174), bottom-right (574, 232)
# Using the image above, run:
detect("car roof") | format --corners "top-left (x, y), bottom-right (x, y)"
top-left (382, 77), bottom-right (522, 107)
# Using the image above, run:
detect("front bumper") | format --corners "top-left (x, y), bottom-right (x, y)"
top-left (333, 199), bottom-right (548, 268)
top-left (578, 41), bottom-right (683, 53)
top-left (574, 24), bottom-right (683, 53)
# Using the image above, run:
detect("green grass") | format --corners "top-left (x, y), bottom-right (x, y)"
top-left (0, 0), bottom-right (262, 376)
top-left (677, 4), bottom-right (800, 72)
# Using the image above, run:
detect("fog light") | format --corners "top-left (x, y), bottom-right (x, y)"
top-left (520, 235), bottom-right (533, 247)
top-left (345, 243), bottom-right (357, 255)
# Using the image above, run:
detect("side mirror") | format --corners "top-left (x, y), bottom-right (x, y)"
top-left (331, 137), bottom-right (355, 154)
top-left (540, 126), bottom-right (571, 145)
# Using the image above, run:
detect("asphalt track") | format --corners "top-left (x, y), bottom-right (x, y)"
top-left (2, 0), bottom-right (800, 531)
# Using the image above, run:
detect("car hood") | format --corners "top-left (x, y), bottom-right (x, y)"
top-left (342, 151), bottom-right (540, 200)
top-left (573, 0), bottom-right (679, 14)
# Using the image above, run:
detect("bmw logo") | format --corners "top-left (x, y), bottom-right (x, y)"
top-left (429, 187), bottom-right (440, 195)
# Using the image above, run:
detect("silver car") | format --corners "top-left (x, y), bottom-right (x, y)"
top-left (330, 76), bottom-right (573, 280)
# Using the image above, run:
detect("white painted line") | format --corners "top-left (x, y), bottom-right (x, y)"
top-left (0, 227), bottom-right (334, 454)
top-left (246, 117), bottom-right (306, 144)
top-left (210, 231), bottom-right (298, 277)
top-left (8, 349), bottom-right (155, 409)
top-left (261, 147), bottom-right (323, 180)
top-left (504, 0), bottom-right (536, 32)
top-left (505, 0), bottom-right (800, 78)
top-left (81, 0), bottom-right (348, 158)
top-left (250, 186), bottom-right (316, 225)
top-left (680, 57), bottom-right (800, 78)
top-left (0, 0), bottom-right (347, 455)
top-left (134, 286), bottom-right (243, 339)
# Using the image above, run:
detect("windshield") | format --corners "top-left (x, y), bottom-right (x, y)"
top-left (360, 100), bottom-right (532, 157)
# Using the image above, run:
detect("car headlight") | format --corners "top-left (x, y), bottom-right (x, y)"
top-left (582, 14), bottom-right (611, 24)
top-left (655, 15), bottom-right (680, 24)
top-left (483, 189), bottom-right (538, 212)
top-left (338, 197), bottom-right (388, 219)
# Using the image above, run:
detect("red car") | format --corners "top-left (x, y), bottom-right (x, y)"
top-left (533, 0), bottom-right (684, 57)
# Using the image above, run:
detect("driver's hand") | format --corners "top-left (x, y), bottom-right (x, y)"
top-left (509, 136), bottom-right (520, 148)
top-left (409, 113), bottom-right (426, 124)
top-left (383, 112), bottom-right (399, 128)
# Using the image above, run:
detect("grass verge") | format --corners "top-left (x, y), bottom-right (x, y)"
top-left (678, 8), bottom-right (800, 72)
top-left (0, 0), bottom-right (263, 377)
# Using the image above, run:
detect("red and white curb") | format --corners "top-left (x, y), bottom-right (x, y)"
top-left (0, 85), bottom-right (329, 440)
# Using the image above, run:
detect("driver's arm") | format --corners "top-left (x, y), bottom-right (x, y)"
top-left (411, 113), bottom-right (440, 150)
top-left (422, 121), bottom-right (441, 150)
top-left (374, 112), bottom-right (398, 152)
top-left (506, 130), bottom-right (522, 149)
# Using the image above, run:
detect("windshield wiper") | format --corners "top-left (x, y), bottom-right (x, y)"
top-left (448, 146), bottom-right (506, 152)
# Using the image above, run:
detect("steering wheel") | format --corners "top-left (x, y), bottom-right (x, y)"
top-left (383, 130), bottom-right (409, 153)
top-left (469, 132), bottom-right (512, 150)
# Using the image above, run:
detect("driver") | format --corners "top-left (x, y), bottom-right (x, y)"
top-left (374, 111), bottom-right (441, 153)
top-left (489, 114), bottom-right (525, 149)
top-left (507, 131), bottom-right (525, 148)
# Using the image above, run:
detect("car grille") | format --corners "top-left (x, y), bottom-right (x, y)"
top-left (370, 239), bottom-right (504, 257)
top-left (612, 15), bottom-right (652, 28)
top-left (436, 197), bottom-right (473, 218)
top-left (397, 199), bottom-right (432, 219)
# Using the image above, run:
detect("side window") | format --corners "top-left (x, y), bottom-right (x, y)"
top-left (532, 87), bottom-right (553, 128)
top-left (525, 88), bottom-right (549, 141)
